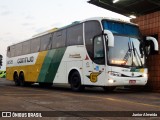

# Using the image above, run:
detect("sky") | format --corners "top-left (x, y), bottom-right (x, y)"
top-left (0, 0), bottom-right (130, 70)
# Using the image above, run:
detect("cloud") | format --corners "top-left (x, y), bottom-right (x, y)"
top-left (22, 23), bottom-right (33, 26)
top-left (4, 32), bottom-right (11, 35)
top-left (51, 22), bottom-right (63, 28)
top-left (25, 15), bottom-right (34, 20)
top-left (0, 5), bottom-right (7, 9)
top-left (1, 10), bottom-right (11, 16)
top-left (35, 27), bottom-right (48, 33)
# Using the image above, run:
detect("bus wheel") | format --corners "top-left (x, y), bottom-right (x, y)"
top-left (103, 86), bottom-right (116, 92)
top-left (14, 73), bottom-right (20, 86)
top-left (70, 71), bottom-right (84, 92)
top-left (19, 72), bottom-right (26, 86)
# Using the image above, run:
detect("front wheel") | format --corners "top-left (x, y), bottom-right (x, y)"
top-left (70, 71), bottom-right (84, 92)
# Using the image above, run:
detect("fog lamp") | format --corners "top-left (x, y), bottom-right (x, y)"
top-left (143, 73), bottom-right (148, 77)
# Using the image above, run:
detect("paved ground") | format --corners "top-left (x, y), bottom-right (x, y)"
top-left (0, 78), bottom-right (159, 120)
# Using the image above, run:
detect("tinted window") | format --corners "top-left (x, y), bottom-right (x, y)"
top-left (102, 20), bottom-right (140, 37)
top-left (40, 34), bottom-right (52, 51)
top-left (7, 47), bottom-right (11, 57)
top-left (85, 21), bottom-right (102, 60)
top-left (10, 45), bottom-right (15, 57)
top-left (67, 24), bottom-right (83, 46)
top-left (94, 36), bottom-right (105, 64)
top-left (31, 37), bottom-right (40, 53)
top-left (52, 29), bottom-right (66, 48)
top-left (22, 41), bottom-right (30, 55)
top-left (15, 43), bottom-right (22, 56)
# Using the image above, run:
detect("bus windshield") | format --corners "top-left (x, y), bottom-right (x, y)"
top-left (102, 20), bottom-right (145, 68)
top-left (108, 36), bottom-right (145, 67)
top-left (102, 20), bottom-right (140, 37)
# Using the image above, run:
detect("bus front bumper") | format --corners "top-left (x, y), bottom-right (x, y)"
top-left (106, 76), bottom-right (147, 86)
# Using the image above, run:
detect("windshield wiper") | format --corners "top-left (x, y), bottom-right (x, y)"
top-left (122, 40), bottom-right (132, 65)
top-left (122, 39), bottom-right (143, 67)
top-left (132, 42), bottom-right (143, 67)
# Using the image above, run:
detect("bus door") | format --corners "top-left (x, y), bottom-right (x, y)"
top-left (83, 35), bottom-right (106, 86)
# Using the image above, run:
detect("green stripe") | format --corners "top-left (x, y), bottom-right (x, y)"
top-left (38, 47), bottom-right (66, 83)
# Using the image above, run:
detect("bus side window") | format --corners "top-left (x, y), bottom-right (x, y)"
top-left (85, 21), bottom-right (102, 61)
top-left (67, 24), bottom-right (83, 46)
top-left (31, 37), bottom-right (40, 53)
top-left (93, 36), bottom-right (105, 64)
top-left (22, 40), bottom-right (30, 55)
top-left (7, 47), bottom-right (11, 57)
top-left (10, 46), bottom-right (15, 57)
top-left (40, 33), bottom-right (52, 51)
top-left (15, 43), bottom-right (22, 56)
top-left (52, 29), bottom-right (66, 48)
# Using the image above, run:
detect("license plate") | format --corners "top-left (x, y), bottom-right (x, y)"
top-left (129, 80), bottom-right (136, 84)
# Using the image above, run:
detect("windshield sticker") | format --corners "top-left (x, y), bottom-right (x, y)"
top-left (95, 66), bottom-right (99, 71)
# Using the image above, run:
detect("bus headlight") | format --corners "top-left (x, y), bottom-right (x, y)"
top-left (143, 73), bottom-right (148, 77)
top-left (108, 71), bottom-right (121, 77)
top-left (108, 79), bottom-right (114, 84)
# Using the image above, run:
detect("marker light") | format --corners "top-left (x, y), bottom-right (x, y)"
top-left (112, 60), bottom-right (126, 64)
top-left (113, 0), bottom-right (119, 3)
top-left (129, 15), bottom-right (136, 19)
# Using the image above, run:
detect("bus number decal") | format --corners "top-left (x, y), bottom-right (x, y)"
top-left (90, 72), bottom-right (101, 83)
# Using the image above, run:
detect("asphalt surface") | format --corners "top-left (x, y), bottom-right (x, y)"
top-left (0, 78), bottom-right (159, 120)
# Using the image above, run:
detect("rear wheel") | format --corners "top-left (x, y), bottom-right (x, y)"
top-left (19, 72), bottom-right (26, 86)
top-left (70, 71), bottom-right (84, 92)
top-left (14, 73), bottom-right (20, 86)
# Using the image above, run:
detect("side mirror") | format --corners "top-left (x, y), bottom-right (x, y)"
top-left (103, 30), bottom-right (114, 47)
top-left (146, 36), bottom-right (159, 51)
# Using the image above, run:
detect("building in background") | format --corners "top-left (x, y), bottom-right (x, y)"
top-left (88, 0), bottom-right (160, 91)
top-left (131, 11), bottom-right (160, 91)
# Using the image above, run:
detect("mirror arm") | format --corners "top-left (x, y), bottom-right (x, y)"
top-left (146, 36), bottom-right (159, 51)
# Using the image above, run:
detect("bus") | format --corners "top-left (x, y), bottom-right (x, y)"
top-left (6, 17), bottom-right (158, 91)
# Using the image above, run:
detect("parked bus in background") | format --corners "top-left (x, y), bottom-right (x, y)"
top-left (0, 71), bottom-right (6, 78)
top-left (6, 17), bottom-right (159, 91)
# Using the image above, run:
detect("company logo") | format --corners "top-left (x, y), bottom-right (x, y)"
top-left (89, 72), bottom-right (101, 83)
top-left (132, 72), bottom-right (134, 77)
top-left (17, 56), bottom-right (34, 64)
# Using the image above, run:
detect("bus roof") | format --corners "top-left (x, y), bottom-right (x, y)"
top-left (8, 17), bottom-right (138, 47)
top-left (83, 17), bottom-right (138, 26)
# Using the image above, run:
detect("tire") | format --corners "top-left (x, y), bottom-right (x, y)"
top-left (14, 73), bottom-right (20, 86)
top-left (19, 72), bottom-right (26, 86)
top-left (103, 86), bottom-right (116, 92)
top-left (70, 71), bottom-right (84, 92)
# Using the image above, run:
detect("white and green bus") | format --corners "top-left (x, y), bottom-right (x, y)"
top-left (6, 17), bottom-right (158, 91)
